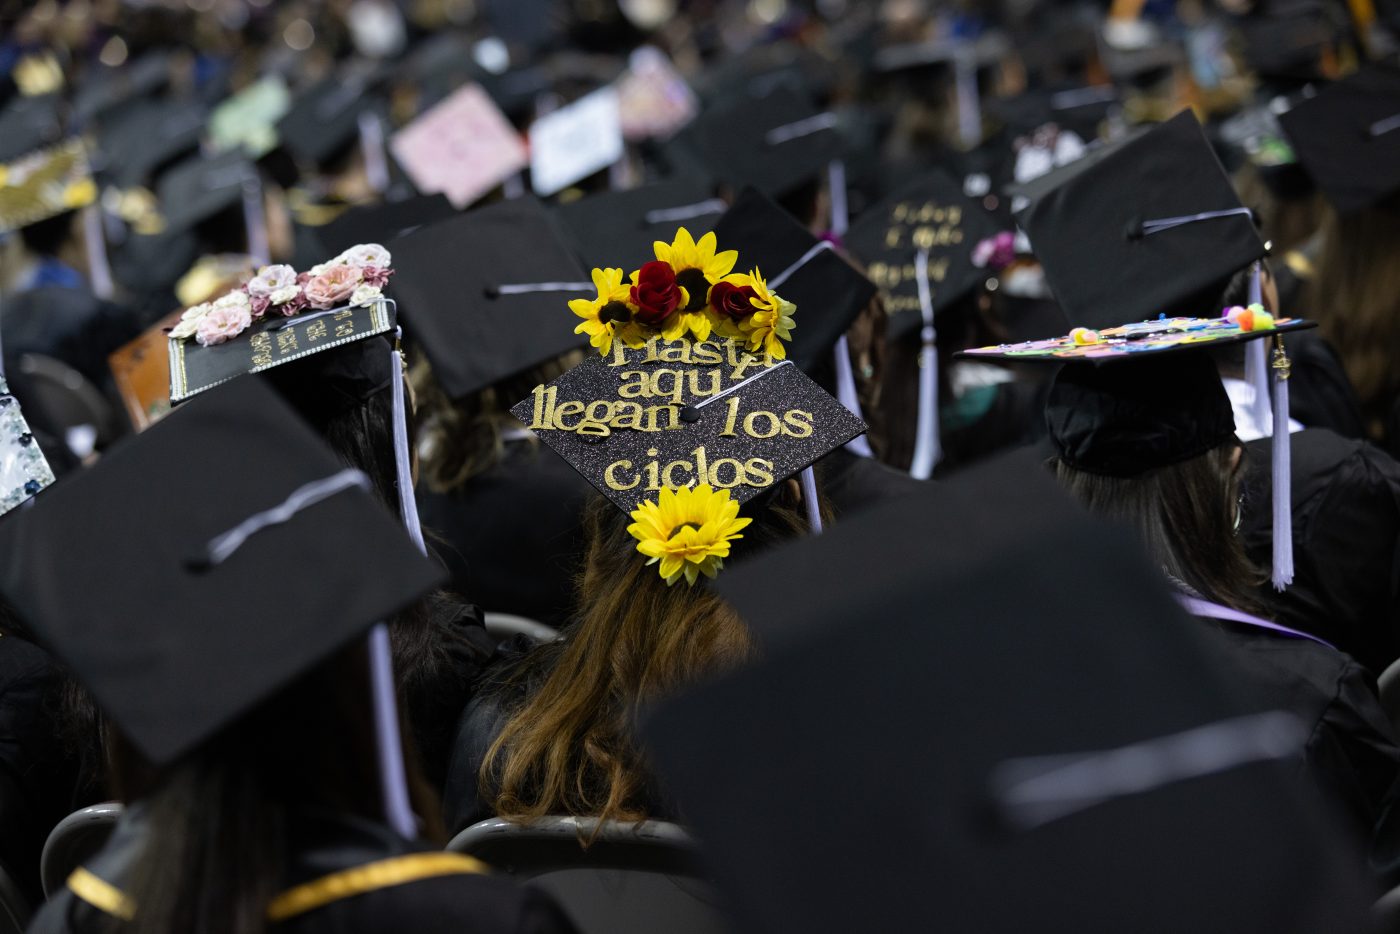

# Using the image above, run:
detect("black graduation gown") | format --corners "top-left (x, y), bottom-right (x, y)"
top-left (1240, 429), bottom-right (1400, 675)
top-left (417, 442), bottom-right (594, 630)
top-left (29, 808), bottom-right (578, 934)
top-left (816, 446), bottom-right (926, 518)
top-left (1, 286), bottom-right (141, 397)
top-left (1196, 620), bottom-right (1400, 881)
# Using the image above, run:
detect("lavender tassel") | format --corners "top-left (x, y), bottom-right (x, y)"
top-left (910, 248), bottom-right (941, 480)
top-left (1270, 338), bottom-right (1294, 590)
top-left (389, 336), bottom-right (426, 555)
top-left (1244, 263), bottom-right (1271, 435)
top-left (834, 336), bottom-right (873, 458)
top-left (800, 466), bottom-right (823, 534)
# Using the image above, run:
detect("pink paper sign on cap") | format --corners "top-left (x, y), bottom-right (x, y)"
top-left (390, 83), bottom-right (528, 209)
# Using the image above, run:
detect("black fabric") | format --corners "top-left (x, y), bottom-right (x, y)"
top-left (711, 188), bottom-right (876, 370)
top-left (816, 446), bottom-right (925, 519)
top-left (1015, 110), bottom-right (1265, 331)
top-left (1, 285), bottom-right (142, 394)
top-left (28, 807), bottom-right (579, 934)
top-left (0, 95), bottom-right (63, 164)
top-left (275, 72), bottom-right (386, 169)
top-left (1046, 351), bottom-right (1237, 477)
top-left (418, 442), bottom-right (593, 630)
top-left (94, 98), bottom-right (206, 189)
top-left (642, 448), bottom-right (1376, 933)
top-left (261, 336), bottom-right (395, 424)
top-left (0, 377), bottom-right (444, 766)
top-left (390, 198), bottom-right (589, 400)
top-left (308, 195), bottom-right (456, 262)
top-left (1240, 429), bottom-right (1400, 676)
top-left (553, 179), bottom-right (723, 274)
top-left (155, 150), bottom-right (255, 237)
top-left (1283, 329), bottom-right (1367, 441)
top-left (1280, 62), bottom-right (1400, 215)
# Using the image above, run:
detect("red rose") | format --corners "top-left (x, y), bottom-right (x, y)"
top-left (709, 280), bottom-right (759, 321)
top-left (630, 260), bottom-right (685, 325)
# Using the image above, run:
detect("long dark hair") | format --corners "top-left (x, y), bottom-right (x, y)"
top-left (102, 641), bottom-right (437, 934)
top-left (1051, 440), bottom-right (1267, 614)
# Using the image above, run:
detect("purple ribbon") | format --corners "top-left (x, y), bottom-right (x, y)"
top-left (1175, 594), bottom-right (1334, 650)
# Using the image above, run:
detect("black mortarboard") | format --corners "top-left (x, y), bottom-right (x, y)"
top-left (845, 169), bottom-right (1003, 339)
top-left (1014, 110), bottom-right (1265, 331)
top-left (553, 180), bottom-right (724, 273)
top-left (667, 84), bottom-right (842, 198)
top-left (1279, 63), bottom-right (1400, 215)
top-left (1235, 4), bottom-right (1339, 85)
top-left (641, 449), bottom-right (1373, 934)
top-left (72, 52), bottom-right (172, 125)
top-left (309, 194), bottom-right (456, 261)
top-left (390, 198), bottom-right (588, 399)
top-left (155, 150), bottom-right (256, 238)
top-left (711, 188), bottom-right (876, 371)
top-left (0, 95), bottom-right (63, 164)
top-left (95, 98), bottom-right (207, 189)
top-left (0, 376), bottom-right (442, 766)
top-left (988, 85), bottom-right (1119, 142)
top-left (509, 343), bottom-right (866, 515)
top-left (276, 70), bottom-right (386, 169)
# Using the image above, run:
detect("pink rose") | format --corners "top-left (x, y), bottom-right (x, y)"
top-left (279, 289), bottom-right (309, 316)
top-left (249, 293), bottom-right (271, 318)
top-left (361, 265), bottom-right (393, 288)
top-left (195, 303), bottom-right (253, 347)
top-left (303, 265), bottom-right (364, 309)
top-left (296, 271), bottom-right (311, 286)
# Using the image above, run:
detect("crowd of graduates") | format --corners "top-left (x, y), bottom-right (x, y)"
top-left (3, 0), bottom-right (1400, 931)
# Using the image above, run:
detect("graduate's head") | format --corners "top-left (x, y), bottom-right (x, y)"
top-left (1045, 353), bottom-right (1262, 612)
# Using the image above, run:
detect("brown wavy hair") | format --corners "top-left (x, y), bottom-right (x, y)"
top-left (1051, 440), bottom-right (1266, 616)
top-left (480, 483), bottom-right (817, 826)
top-left (1303, 198), bottom-right (1400, 437)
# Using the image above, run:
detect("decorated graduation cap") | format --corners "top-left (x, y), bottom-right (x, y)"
top-left (553, 179), bottom-right (726, 273)
top-left (0, 365), bottom-right (56, 518)
top-left (390, 197), bottom-right (590, 399)
top-left (509, 226), bottom-right (866, 585)
top-left (967, 108), bottom-right (1311, 589)
top-left (845, 168), bottom-right (1005, 479)
top-left (0, 376), bottom-right (440, 836)
top-left (1278, 63), bottom-right (1400, 216)
top-left (667, 84), bottom-right (843, 198)
top-left (0, 138), bottom-right (97, 236)
top-left (640, 449), bottom-right (1372, 934)
top-left (209, 76), bottom-right (292, 160)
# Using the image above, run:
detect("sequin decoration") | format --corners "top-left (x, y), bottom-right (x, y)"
top-left (0, 378), bottom-right (55, 515)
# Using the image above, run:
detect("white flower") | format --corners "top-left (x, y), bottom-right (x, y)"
top-left (246, 264), bottom-right (298, 298)
top-left (308, 262), bottom-right (332, 277)
top-left (170, 302), bottom-right (212, 340)
top-left (338, 243), bottom-right (391, 268)
top-left (212, 290), bottom-right (253, 313)
top-left (269, 285), bottom-right (300, 306)
top-left (180, 302), bottom-right (213, 322)
top-left (350, 284), bottom-right (383, 306)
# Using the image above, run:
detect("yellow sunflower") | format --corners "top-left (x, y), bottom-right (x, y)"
top-left (570, 267), bottom-right (645, 356)
top-left (653, 227), bottom-right (738, 314)
top-left (627, 484), bottom-right (753, 586)
top-left (735, 268), bottom-right (796, 360)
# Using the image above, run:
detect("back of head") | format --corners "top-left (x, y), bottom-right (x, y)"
top-left (483, 483), bottom-right (815, 826)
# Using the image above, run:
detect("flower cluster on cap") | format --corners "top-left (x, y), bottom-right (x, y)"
top-left (169, 244), bottom-right (394, 347)
top-left (570, 227), bottom-right (796, 360)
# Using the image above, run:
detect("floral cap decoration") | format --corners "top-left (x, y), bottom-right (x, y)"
top-left (0, 138), bottom-right (98, 236)
top-left (523, 227), bottom-right (865, 587)
top-left (168, 244), bottom-right (397, 403)
top-left (571, 227), bottom-right (796, 361)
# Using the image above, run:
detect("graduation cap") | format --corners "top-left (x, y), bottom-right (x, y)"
top-left (276, 68), bottom-right (388, 170)
top-left (309, 194), bottom-right (456, 261)
top-left (388, 82), bottom-right (529, 210)
top-left (71, 52), bottom-right (172, 125)
top-left (1235, 4), bottom-right (1340, 85)
top-left (95, 98), bottom-right (207, 189)
top-left (389, 198), bottom-right (589, 399)
top-left (845, 168), bottom-right (1004, 339)
top-left (667, 84), bottom-right (843, 198)
top-left (0, 138), bottom-right (97, 236)
top-left (639, 448), bottom-right (1374, 934)
top-left (208, 76), bottom-right (292, 160)
top-left (711, 187), bottom-right (876, 374)
top-left (507, 341), bottom-right (866, 517)
top-left (1278, 63), bottom-right (1400, 215)
top-left (0, 375), bottom-right (442, 769)
top-left (554, 180), bottom-right (725, 276)
top-left (972, 109), bottom-right (1308, 589)
top-left (156, 150), bottom-right (260, 242)
top-left (0, 95), bottom-right (64, 164)
top-left (168, 245), bottom-right (398, 402)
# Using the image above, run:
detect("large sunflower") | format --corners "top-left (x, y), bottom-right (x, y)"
top-left (571, 267), bottom-right (644, 356)
top-left (653, 228), bottom-right (738, 313)
top-left (628, 484), bottom-right (753, 586)
top-left (735, 268), bottom-right (796, 360)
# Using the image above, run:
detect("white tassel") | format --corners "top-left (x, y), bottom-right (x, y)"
top-left (910, 248), bottom-right (940, 479)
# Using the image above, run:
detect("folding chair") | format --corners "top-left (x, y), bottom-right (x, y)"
top-left (40, 802), bottom-right (123, 898)
top-left (482, 613), bottom-right (560, 644)
top-left (448, 816), bottom-right (731, 934)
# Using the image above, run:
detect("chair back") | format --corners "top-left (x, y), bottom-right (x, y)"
top-left (40, 802), bottom-right (124, 898)
top-left (448, 817), bottom-right (731, 934)
top-left (17, 354), bottom-right (120, 454)
top-left (482, 612), bottom-right (560, 644)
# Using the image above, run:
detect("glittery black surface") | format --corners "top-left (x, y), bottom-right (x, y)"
top-left (510, 338), bottom-right (868, 514)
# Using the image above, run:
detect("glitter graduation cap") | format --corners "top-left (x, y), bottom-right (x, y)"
top-left (509, 227), bottom-right (867, 586)
top-left (0, 377), bottom-right (441, 836)
top-left (0, 138), bottom-right (98, 236)
top-left (964, 109), bottom-right (1310, 590)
